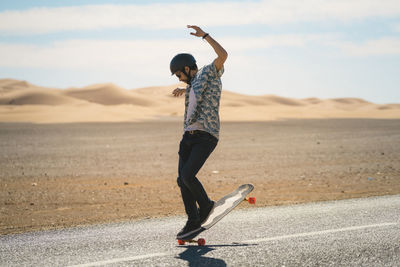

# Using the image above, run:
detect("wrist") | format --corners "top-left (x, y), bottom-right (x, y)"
top-left (202, 33), bottom-right (209, 39)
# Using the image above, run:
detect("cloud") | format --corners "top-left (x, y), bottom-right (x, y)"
top-left (331, 38), bottom-right (400, 56)
top-left (0, 34), bottom-right (326, 70)
top-left (0, 34), bottom-right (398, 79)
top-left (1, 0), bottom-right (400, 35)
top-left (222, 34), bottom-right (340, 51)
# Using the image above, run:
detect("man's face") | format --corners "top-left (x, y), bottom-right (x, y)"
top-left (174, 70), bottom-right (188, 83)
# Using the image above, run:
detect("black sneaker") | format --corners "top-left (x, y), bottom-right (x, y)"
top-left (176, 220), bottom-right (201, 240)
top-left (199, 201), bottom-right (215, 225)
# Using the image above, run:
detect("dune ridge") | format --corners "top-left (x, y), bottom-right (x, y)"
top-left (63, 84), bottom-right (157, 106)
top-left (0, 78), bottom-right (399, 123)
top-left (0, 79), bottom-right (32, 91)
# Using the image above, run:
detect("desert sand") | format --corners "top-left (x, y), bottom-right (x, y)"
top-left (1, 78), bottom-right (399, 123)
top-left (0, 79), bottom-right (399, 235)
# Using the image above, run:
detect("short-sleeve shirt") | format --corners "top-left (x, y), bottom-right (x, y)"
top-left (184, 62), bottom-right (224, 139)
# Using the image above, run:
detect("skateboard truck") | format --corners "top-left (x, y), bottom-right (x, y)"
top-left (178, 238), bottom-right (206, 246)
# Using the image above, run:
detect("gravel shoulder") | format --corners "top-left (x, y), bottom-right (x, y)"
top-left (1, 119), bottom-right (399, 235)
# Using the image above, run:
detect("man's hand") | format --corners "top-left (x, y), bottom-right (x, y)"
top-left (172, 88), bottom-right (185, 97)
top-left (187, 25), bottom-right (206, 38)
top-left (187, 25), bottom-right (227, 72)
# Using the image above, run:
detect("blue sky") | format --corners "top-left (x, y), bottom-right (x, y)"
top-left (0, 0), bottom-right (399, 103)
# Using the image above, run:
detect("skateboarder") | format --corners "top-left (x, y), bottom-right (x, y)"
top-left (170, 25), bottom-right (228, 240)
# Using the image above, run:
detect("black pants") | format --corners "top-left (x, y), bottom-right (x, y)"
top-left (177, 130), bottom-right (218, 222)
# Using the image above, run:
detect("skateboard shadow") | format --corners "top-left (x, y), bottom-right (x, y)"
top-left (176, 243), bottom-right (255, 266)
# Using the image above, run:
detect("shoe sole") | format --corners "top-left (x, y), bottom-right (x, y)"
top-left (176, 227), bottom-right (202, 240)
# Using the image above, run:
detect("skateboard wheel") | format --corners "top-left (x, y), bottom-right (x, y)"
top-left (197, 238), bottom-right (206, 246)
top-left (177, 239), bottom-right (185, 245)
top-left (248, 197), bottom-right (256, 204)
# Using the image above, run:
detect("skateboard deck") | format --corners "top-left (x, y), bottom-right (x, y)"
top-left (178, 183), bottom-right (255, 245)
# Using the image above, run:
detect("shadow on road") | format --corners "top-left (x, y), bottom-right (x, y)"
top-left (176, 243), bottom-right (255, 266)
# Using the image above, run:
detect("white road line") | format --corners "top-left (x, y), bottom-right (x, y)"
top-left (68, 252), bottom-right (170, 267)
top-left (69, 222), bottom-right (397, 267)
top-left (244, 222), bottom-right (398, 244)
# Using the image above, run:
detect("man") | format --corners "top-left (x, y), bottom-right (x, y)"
top-left (170, 25), bottom-right (228, 240)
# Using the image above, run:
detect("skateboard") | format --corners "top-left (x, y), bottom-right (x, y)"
top-left (177, 183), bottom-right (255, 246)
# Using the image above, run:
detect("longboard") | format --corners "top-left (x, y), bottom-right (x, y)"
top-left (177, 183), bottom-right (255, 246)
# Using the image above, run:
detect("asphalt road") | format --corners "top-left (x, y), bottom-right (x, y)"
top-left (1, 195), bottom-right (399, 266)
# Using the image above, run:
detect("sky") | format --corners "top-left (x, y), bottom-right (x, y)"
top-left (0, 0), bottom-right (399, 103)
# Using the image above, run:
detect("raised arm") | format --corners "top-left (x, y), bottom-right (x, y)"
top-left (187, 25), bottom-right (228, 71)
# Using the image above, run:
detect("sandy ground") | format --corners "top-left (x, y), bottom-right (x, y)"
top-left (1, 119), bottom-right (399, 235)
top-left (1, 79), bottom-right (400, 123)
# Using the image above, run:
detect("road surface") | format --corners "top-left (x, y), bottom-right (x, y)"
top-left (1, 195), bottom-right (399, 266)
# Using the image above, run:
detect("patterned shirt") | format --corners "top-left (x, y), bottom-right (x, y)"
top-left (184, 62), bottom-right (224, 139)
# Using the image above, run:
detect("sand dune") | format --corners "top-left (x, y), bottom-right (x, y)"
top-left (378, 104), bottom-right (400, 110)
top-left (0, 79), bottom-right (32, 91)
top-left (264, 95), bottom-right (306, 106)
top-left (0, 78), bottom-right (399, 123)
top-left (222, 92), bottom-right (306, 106)
top-left (0, 89), bottom-right (86, 106)
top-left (303, 97), bottom-right (323, 105)
top-left (64, 83), bottom-right (157, 106)
top-left (330, 98), bottom-right (371, 105)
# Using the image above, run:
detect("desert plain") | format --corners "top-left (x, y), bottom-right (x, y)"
top-left (0, 78), bottom-right (399, 235)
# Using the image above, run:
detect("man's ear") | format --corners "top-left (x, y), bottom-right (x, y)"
top-left (184, 66), bottom-right (190, 74)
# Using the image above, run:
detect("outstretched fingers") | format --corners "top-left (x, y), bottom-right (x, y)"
top-left (187, 25), bottom-right (204, 37)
